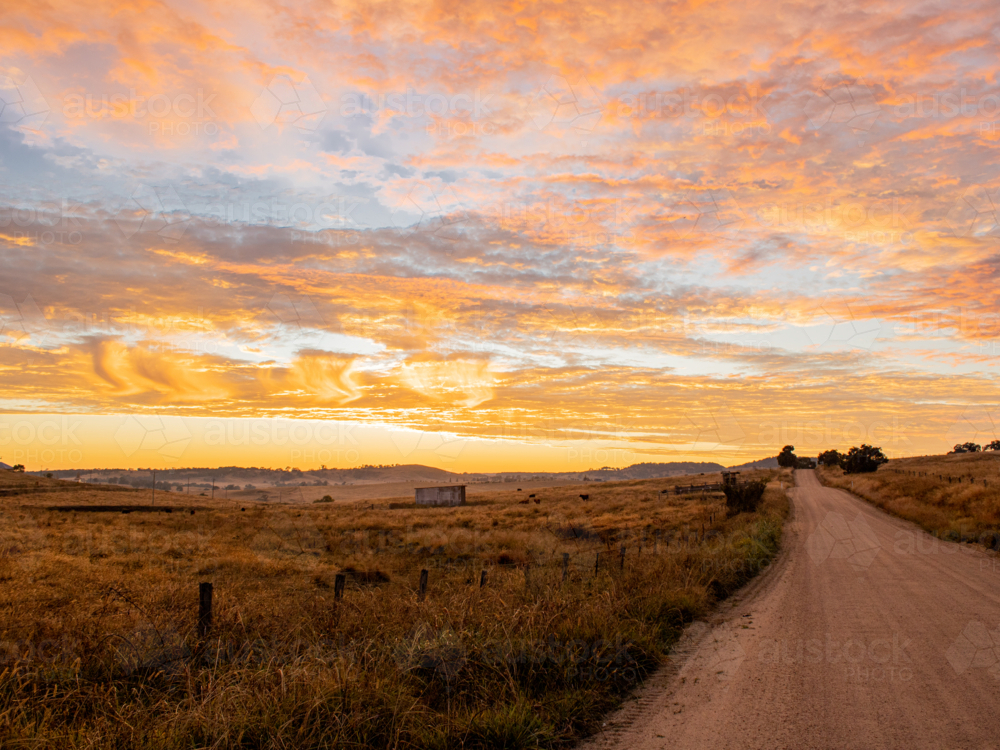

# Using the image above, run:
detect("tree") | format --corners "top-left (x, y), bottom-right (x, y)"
top-left (987, 440), bottom-right (1000, 451)
top-left (951, 442), bottom-right (982, 454)
top-left (840, 444), bottom-right (889, 474)
top-left (777, 445), bottom-right (798, 468)
top-left (818, 449), bottom-right (842, 467)
top-left (11, 464), bottom-right (25, 472)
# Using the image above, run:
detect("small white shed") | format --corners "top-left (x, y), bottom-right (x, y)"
top-left (415, 485), bottom-right (466, 507)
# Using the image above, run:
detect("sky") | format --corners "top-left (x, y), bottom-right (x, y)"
top-left (1, 0), bottom-right (1000, 472)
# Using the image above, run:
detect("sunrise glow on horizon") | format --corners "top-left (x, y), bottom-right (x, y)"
top-left (2, 0), bottom-right (1000, 471)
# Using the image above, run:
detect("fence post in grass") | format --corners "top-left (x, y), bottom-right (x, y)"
top-left (620, 545), bottom-right (626, 570)
top-left (334, 573), bottom-right (346, 601)
top-left (562, 553), bottom-right (569, 582)
top-left (198, 582), bottom-right (213, 638)
top-left (595, 552), bottom-right (600, 575)
top-left (418, 569), bottom-right (428, 601)
top-left (480, 569), bottom-right (487, 588)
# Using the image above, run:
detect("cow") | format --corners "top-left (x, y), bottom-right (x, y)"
top-left (579, 494), bottom-right (589, 500)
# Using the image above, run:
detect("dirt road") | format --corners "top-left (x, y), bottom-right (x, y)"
top-left (582, 469), bottom-right (1000, 749)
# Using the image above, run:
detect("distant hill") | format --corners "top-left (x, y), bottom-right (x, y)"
top-left (728, 457), bottom-right (779, 470)
top-left (43, 460), bottom-right (760, 488)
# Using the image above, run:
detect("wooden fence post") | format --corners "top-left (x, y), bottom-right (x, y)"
top-left (198, 582), bottom-right (212, 638)
top-left (334, 573), bottom-right (346, 601)
top-left (594, 552), bottom-right (600, 575)
top-left (619, 545), bottom-right (626, 570)
top-left (418, 569), bottom-right (428, 601)
top-left (479, 569), bottom-right (487, 588)
top-left (562, 553), bottom-right (569, 582)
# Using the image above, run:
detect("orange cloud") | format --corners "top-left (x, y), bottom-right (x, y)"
top-left (398, 358), bottom-right (496, 407)
top-left (287, 352), bottom-right (363, 403)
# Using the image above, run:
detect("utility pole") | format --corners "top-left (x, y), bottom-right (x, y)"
top-left (211, 474), bottom-right (215, 501)
top-left (152, 468), bottom-right (156, 506)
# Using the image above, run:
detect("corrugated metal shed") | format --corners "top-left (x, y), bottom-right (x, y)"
top-left (415, 485), bottom-right (466, 506)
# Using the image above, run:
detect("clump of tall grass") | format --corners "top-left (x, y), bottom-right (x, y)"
top-left (723, 479), bottom-right (767, 514)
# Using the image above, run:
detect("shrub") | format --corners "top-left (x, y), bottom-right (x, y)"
top-left (11, 464), bottom-right (25, 472)
top-left (840, 444), bottom-right (888, 474)
top-left (988, 440), bottom-right (1000, 451)
top-left (723, 478), bottom-right (767, 514)
top-left (314, 495), bottom-right (334, 503)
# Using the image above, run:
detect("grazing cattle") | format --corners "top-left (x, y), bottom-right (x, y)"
top-left (518, 498), bottom-right (529, 504)
top-left (579, 494), bottom-right (589, 500)
top-left (529, 494), bottom-right (536, 498)
top-left (533, 498), bottom-right (540, 504)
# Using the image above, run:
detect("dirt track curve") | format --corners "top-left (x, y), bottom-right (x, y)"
top-left (580, 469), bottom-right (1000, 749)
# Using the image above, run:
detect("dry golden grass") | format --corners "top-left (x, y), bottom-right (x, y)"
top-left (816, 452), bottom-right (1000, 544)
top-left (0, 467), bottom-right (790, 749)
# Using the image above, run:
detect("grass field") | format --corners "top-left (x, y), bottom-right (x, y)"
top-left (816, 452), bottom-right (1000, 545)
top-left (1, 467), bottom-right (789, 749)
